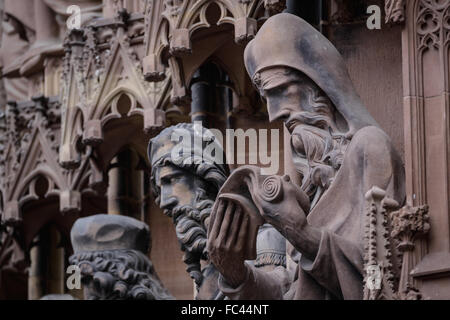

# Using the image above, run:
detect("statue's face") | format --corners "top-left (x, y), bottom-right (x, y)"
top-left (153, 162), bottom-right (212, 287)
top-left (258, 67), bottom-right (331, 133)
top-left (258, 67), bottom-right (344, 201)
top-left (154, 164), bottom-right (207, 216)
top-left (82, 271), bottom-right (118, 300)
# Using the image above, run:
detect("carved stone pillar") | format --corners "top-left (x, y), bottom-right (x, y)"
top-left (190, 63), bottom-right (227, 129)
top-left (285, 0), bottom-right (322, 30)
top-left (28, 236), bottom-right (44, 300)
top-left (107, 149), bottom-right (143, 219)
top-left (401, 0), bottom-right (450, 297)
top-left (47, 225), bottom-right (64, 295)
top-left (190, 68), bottom-right (211, 127)
top-left (28, 225), bottom-right (65, 300)
top-left (285, 0), bottom-right (302, 16)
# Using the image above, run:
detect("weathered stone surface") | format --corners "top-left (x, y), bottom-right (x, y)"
top-left (208, 13), bottom-right (406, 300)
top-left (71, 214), bottom-right (151, 254)
top-left (148, 123), bottom-right (228, 299)
top-left (149, 123), bottom-right (287, 299)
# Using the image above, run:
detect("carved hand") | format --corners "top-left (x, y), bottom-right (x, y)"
top-left (207, 200), bottom-right (250, 288)
top-left (250, 175), bottom-right (321, 261)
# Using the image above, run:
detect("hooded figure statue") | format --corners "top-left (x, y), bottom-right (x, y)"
top-left (207, 13), bottom-right (405, 300)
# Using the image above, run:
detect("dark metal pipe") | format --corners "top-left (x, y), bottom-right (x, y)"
top-left (284, 0), bottom-right (323, 31)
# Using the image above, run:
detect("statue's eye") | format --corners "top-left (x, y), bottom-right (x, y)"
top-left (171, 175), bottom-right (181, 182)
top-left (265, 84), bottom-right (286, 97)
top-left (161, 175), bottom-right (180, 185)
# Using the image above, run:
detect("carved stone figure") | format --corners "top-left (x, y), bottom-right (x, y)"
top-left (148, 123), bottom-right (229, 299)
top-left (207, 13), bottom-right (405, 300)
top-left (148, 123), bottom-right (287, 299)
top-left (69, 214), bottom-right (173, 300)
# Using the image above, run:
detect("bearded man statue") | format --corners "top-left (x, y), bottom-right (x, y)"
top-left (148, 123), bottom-right (229, 299)
top-left (148, 123), bottom-right (287, 299)
top-left (207, 13), bottom-right (405, 300)
top-left (69, 214), bottom-right (173, 300)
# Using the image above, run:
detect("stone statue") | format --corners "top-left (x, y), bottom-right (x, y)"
top-left (69, 214), bottom-right (173, 300)
top-left (148, 123), bottom-right (228, 299)
top-left (148, 123), bottom-right (287, 299)
top-left (207, 13), bottom-right (405, 300)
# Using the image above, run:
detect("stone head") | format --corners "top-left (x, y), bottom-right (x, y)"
top-left (148, 123), bottom-right (228, 220)
top-left (244, 13), bottom-right (378, 139)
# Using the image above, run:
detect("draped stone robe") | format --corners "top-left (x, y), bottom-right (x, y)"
top-left (218, 126), bottom-right (405, 300)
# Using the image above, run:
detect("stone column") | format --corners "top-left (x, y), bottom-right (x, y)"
top-left (108, 149), bottom-right (143, 220)
top-left (190, 63), bottom-right (228, 129)
top-left (28, 236), bottom-right (44, 300)
top-left (47, 225), bottom-right (64, 294)
top-left (285, 0), bottom-right (322, 30)
top-left (285, 0), bottom-right (302, 17)
top-left (28, 225), bottom-right (65, 299)
top-left (190, 68), bottom-right (210, 127)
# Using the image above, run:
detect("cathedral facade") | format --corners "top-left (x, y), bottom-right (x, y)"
top-left (0, 0), bottom-right (449, 300)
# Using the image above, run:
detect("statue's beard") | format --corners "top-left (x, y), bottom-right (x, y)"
top-left (170, 195), bottom-right (213, 259)
top-left (169, 193), bottom-right (214, 286)
top-left (290, 113), bottom-right (348, 209)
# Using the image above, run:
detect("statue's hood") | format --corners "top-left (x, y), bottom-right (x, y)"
top-left (244, 13), bottom-right (378, 137)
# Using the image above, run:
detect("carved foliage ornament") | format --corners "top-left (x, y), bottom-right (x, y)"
top-left (385, 0), bottom-right (406, 24)
top-left (363, 187), bottom-right (430, 300)
top-left (390, 204), bottom-right (430, 300)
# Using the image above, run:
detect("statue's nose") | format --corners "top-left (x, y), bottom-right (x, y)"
top-left (160, 192), bottom-right (177, 210)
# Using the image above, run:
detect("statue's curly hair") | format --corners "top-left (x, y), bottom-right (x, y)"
top-left (69, 249), bottom-right (174, 300)
top-left (148, 123), bottom-right (229, 205)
